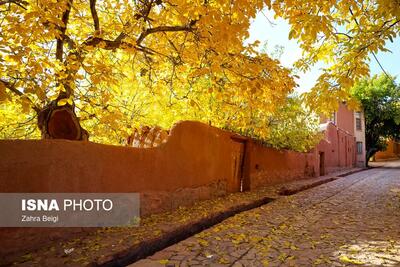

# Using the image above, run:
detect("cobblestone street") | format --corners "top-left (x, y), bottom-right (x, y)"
top-left (132, 162), bottom-right (400, 266)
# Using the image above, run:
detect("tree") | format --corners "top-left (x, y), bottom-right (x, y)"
top-left (0, 0), bottom-right (295, 141)
top-left (272, 0), bottom-right (400, 113)
top-left (263, 94), bottom-right (322, 152)
top-left (351, 74), bottom-right (400, 165)
top-left (4, 1), bottom-right (398, 145)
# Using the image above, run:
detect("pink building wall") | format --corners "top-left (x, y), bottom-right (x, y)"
top-left (316, 123), bottom-right (356, 175)
top-left (317, 102), bottom-right (357, 174)
top-left (336, 102), bottom-right (355, 135)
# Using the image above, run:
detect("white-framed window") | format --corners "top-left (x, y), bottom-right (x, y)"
top-left (355, 112), bottom-right (362, 131)
top-left (357, 141), bottom-right (363, 154)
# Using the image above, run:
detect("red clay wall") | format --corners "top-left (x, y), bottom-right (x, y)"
top-left (0, 120), bottom-right (358, 211)
top-left (0, 121), bottom-right (244, 214)
top-left (245, 141), bottom-right (315, 190)
top-left (375, 139), bottom-right (400, 161)
top-left (0, 121), bottom-right (245, 261)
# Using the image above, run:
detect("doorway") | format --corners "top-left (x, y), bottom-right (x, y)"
top-left (231, 136), bottom-right (248, 192)
top-left (319, 152), bottom-right (325, 176)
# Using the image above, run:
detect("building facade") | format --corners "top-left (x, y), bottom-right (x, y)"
top-left (319, 102), bottom-right (366, 169)
top-left (354, 110), bottom-right (366, 167)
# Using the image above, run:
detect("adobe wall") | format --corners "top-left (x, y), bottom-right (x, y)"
top-left (245, 141), bottom-right (315, 190)
top-left (0, 121), bottom-right (243, 262)
top-left (0, 120), bottom-right (358, 212)
top-left (0, 121), bottom-right (244, 215)
top-left (375, 140), bottom-right (400, 161)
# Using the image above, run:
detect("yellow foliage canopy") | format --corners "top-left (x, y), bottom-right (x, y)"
top-left (3, 0), bottom-right (395, 147)
top-left (273, 0), bottom-right (400, 113)
top-left (0, 0), bottom-right (296, 143)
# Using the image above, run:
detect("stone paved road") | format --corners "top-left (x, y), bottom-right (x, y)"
top-left (131, 162), bottom-right (400, 266)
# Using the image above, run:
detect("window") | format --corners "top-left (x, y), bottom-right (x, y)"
top-left (357, 142), bottom-right (363, 154)
top-left (355, 112), bottom-right (362, 131)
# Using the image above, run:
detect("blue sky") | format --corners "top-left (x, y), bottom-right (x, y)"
top-left (248, 10), bottom-right (400, 93)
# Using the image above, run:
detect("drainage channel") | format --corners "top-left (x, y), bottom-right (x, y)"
top-left (278, 168), bottom-right (368, 196)
top-left (99, 197), bottom-right (275, 267)
top-left (101, 169), bottom-right (367, 266)
top-left (277, 177), bottom-right (339, 196)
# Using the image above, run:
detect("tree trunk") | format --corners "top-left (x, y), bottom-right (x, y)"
top-left (37, 96), bottom-right (88, 141)
top-left (365, 147), bottom-right (378, 168)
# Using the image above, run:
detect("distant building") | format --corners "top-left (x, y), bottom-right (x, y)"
top-left (354, 110), bottom-right (366, 167)
top-left (318, 102), bottom-right (366, 171)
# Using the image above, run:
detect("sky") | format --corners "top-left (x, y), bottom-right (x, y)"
top-left (248, 10), bottom-right (400, 93)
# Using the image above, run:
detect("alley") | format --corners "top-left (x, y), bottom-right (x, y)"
top-left (132, 162), bottom-right (400, 266)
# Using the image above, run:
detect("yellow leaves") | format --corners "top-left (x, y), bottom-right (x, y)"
top-left (230, 233), bottom-right (246, 245)
top-left (20, 96), bottom-right (32, 113)
top-left (288, 29), bottom-right (297, 40)
top-left (283, 241), bottom-right (298, 250)
top-left (339, 255), bottom-right (364, 265)
top-left (1, 0), bottom-right (297, 146)
top-left (313, 254), bottom-right (331, 265)
top-left (198, 239), bottom-right (209, 247)
top-left (158, 259), bottom-right (169, 264)
top-left (91, 75), bottom-right (102, 85)
top-left (272, 0), bottom-right (398, 112)
top-left (189, 68), bottom-right (210, 78)
top-left (278, 252), bottom-right (288, 262)
top-left (218, 257), bottom-right (230, 264)
top-left (57, 99), bottom-right (68, 106)
top-left (57, 97), bottom-right (73, 106)
top-left (0, 82), bottom-right (7, 102)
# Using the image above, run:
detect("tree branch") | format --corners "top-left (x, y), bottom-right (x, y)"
top-left (136, 24), bottom-right (196, 45)
top-left (56, 0), bottom-right (73, 61)
top-left (0, 0), bottom-right (28, 9)
top-left (349, 7), bottom-right (393, 81)
top-left (89, 0), bottom-right (99, 32)
top-left (0, 79), bottom-right (41, 113)
top-left (82, 22), bottom-right (196, 53)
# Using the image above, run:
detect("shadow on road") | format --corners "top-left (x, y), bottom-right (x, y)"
top-left (369, 160), bottom-right (400, 169)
